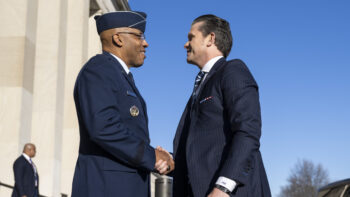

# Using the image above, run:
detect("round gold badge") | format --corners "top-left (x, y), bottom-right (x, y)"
top-left (130, 105), bottom-right (139, 117)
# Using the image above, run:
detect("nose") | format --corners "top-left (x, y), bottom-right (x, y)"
top-left (184, 41), bottom-right (189, 49)
top-left (143, 39), bottom-right (149, 48)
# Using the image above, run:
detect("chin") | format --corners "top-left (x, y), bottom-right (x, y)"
top-left (132, 63), bottom-right (144, 68)
top-left (187, 58), bottom-right (196, 65)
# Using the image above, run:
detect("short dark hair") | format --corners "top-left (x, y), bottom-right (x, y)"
top-left (192, 14), bottom-right (233, 58)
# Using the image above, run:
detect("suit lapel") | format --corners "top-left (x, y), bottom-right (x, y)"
top-left (103, 52), bottom-right (149, 124)
top-left (121, 72), bottom-right (149, 123)
top-left (196, 57), bottom-right (226, 99)
top-left (175, 58), bottom-right (227, 152)
top-left (173, 97), bottom-right (192, 154)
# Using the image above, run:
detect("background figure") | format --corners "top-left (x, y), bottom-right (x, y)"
top-left (12, 143), bottom-right (39, 197)
top-left (71, 11), bottom-right (173, 197)
top-left (172, 15), bottom-right (271, 197)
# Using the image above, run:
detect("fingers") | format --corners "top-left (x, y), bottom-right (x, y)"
top-left (155, 157), bottom-right (173, 175)
top-left (154, 146), bottom-right (175, 174)
top-left (155, 160), bottom-right (168, 174)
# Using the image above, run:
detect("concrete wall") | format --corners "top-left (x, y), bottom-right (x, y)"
top-left (0, 0), bottom-right (101, 196)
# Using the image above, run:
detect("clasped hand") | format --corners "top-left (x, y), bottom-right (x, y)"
top-left (154, 146), bottom-right (174, 175)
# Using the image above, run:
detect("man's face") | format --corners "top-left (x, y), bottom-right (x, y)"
top-left (120, 28), bottom-right (149, 68)
top-left (29, 146), bottom-right (36, 158)
top-left (184, 22), bottom-right (208, 67)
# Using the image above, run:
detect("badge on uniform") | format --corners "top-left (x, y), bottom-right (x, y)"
top-left (130, 105), bottom-right (139, 117)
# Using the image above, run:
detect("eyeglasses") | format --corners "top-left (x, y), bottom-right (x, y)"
top-left (116, 32), bottom-right (146, 41)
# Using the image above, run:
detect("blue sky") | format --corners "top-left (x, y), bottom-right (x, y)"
top-left (128, 1), bottom-right (350, 196)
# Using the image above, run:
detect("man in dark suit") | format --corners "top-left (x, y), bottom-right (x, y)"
top-left (12, 143), bottom-right (39, 197)
top-left (172, 14), bottom-right (271, 197)
top-left (71, 11), bottom-right (174, 197)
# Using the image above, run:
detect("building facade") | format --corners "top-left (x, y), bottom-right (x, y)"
top-left (0, 0), bottom-right (130, 196)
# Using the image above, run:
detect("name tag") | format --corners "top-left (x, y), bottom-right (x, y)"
top-left (127, 90), bottom-right (137, 98)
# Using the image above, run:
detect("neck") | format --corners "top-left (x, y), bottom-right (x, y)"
top-left (103, 47), bottom-right (130, 68)
top-left (197, 51), bottom-right (223, 69)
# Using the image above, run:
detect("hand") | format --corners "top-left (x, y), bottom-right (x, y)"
top-left (154, 146), bottom-right (174, 174)
top-left (207, 188), bottom-right (230, 197)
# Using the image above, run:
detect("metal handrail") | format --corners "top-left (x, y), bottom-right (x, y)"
top-left (0, 181), bottom-right (13, 189)
top-left (0, 181), bottom-right (68, 197)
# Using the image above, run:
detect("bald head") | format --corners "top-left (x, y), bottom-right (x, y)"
top-left (23, 143), bottom-right (36, 158)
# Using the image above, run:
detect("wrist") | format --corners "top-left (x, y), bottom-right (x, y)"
top-left (215, 184), bottom-right (231, 195)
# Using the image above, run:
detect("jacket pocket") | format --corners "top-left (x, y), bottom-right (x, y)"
top-left (103, 157), bottom-right (137, 173)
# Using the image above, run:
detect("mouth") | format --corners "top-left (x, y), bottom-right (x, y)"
top-left (186, 46), bottom-right (192, 55)
top-left (140, 51), bottom-right (146, 58)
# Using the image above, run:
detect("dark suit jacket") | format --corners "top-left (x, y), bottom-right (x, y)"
top-left (71, 51), bottom-right (155, 197)
top-left (12, 155), bottom-right (38, 197)
top-left (173, 58), bottom-right (271, 197)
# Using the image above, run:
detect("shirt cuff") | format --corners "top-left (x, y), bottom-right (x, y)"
top-left (215, 176), bottom-right (237, 192)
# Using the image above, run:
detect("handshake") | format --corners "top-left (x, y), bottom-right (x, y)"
top-left (154, 146), bottom-right (174, 175)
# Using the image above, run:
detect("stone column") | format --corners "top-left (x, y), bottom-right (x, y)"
top-left (29, 0), bottom-right (62, 195)
top-left (58, 0), bottom-right (92, 195)
top-left (0, 0), bottom-right (108, 196)
top-left (0, 0), bottom-right (28, 196)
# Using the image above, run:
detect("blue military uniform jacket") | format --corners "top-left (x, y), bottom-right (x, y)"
top-left (173, 58), bottom-right (271, 197)
top-left (72, 51), bottom-right (155, 197)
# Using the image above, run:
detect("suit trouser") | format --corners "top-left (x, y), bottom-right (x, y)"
top-left (33, 187), bottom-right (38, 197)
top-left (187, 182), bottom-right (194, 197)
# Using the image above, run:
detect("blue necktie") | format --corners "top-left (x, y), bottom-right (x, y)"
top-left (29, 158), bottom-right (38, 187)
top-left (128, 72), bottom-right (135, 84)
top-left (191, 71), bottom-right (206, 108)
top-left (192, 71), bottom-right (206, 97)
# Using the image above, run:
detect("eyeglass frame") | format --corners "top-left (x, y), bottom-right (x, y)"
top-left (115, 32), bottom-right (146, 41)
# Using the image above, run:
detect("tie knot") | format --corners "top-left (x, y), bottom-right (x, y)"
top-left (128, 72), bottom-right (135, 83)
top-left (192, 71), bottom-right (207, 97)
top-left (195, 71), bottom-right (206, 84)
top-left (195, 71), bottom-right (205, 83)
top-left (197, 71), bottom-right (205, 79)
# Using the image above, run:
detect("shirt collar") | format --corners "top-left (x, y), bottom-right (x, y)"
top-left (201, 56), bottom-right (224, 73)
top-left (22, 153), bottom-right (31, 162)
top-left (109, 53), bottom-right (130, 74)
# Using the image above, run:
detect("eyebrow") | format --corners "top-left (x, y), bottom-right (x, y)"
top-left (188, 33), bottom-right (194, 40)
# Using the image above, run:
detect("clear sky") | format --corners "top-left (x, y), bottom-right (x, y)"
top-left (127, 1), bottom-right (350, 196)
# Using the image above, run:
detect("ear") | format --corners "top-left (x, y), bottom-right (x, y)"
top-left (112, 34), bottom-right (123, 47)
top-left (206, 32), bottom-right (216, 47)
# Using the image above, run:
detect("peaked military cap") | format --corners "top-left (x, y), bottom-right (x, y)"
top-left (94, 11), bottom-right (147, 34)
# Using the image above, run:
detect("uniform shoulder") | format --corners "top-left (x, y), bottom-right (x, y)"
top-left (84, 53), bottom-right (113, 71)
top-left (77, 53), bottom-right (122, 79)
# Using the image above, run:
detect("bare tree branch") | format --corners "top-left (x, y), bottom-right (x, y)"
top-left (279, 159), bottom-right (329, 197)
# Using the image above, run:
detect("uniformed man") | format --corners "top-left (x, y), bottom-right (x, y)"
top-left (71, 11), bottom-right (174, 197)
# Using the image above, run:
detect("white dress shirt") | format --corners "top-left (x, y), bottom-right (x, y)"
top-left (22, 153), bottom-right (38, 186)
top-left (109, 53), bottom-right (130, 74)
top-left (199, 56), bottom-right (237, 192)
